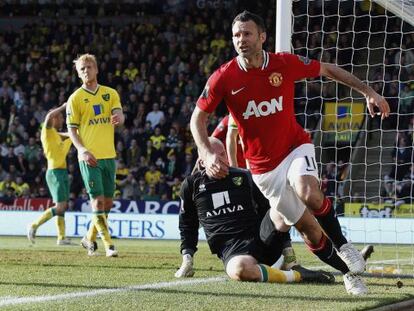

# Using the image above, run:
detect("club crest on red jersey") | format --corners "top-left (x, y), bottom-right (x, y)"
top-left (268, 72), bottom-right (283, 87)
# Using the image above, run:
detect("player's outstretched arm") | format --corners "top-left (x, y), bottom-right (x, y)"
top-left (190, 107), bottom-right (228, 178)
top-left (58, 132), bottom-right (70, 139)
top-left (320, 62), bottom-right (390, 120)
top-left (176, 177), bottom-right (198, 278)
top-left (44, 102), bottom-right (67, 128)
top-left (226, 126), bottom-right (239, 167)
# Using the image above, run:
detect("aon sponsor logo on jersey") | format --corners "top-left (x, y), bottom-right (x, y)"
top-left (242, 96), bottom-right (283, 119)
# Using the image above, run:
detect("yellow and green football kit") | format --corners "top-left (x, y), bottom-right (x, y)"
top-left (67, 84), bottom-right (122, 250)
top-left (31, 126), bottom-right (72, 242)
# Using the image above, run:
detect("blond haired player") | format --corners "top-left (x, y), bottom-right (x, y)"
top-left (28, 103), bottom-right (72, 245)
top-left (67, 54), bottom-right (124, 257)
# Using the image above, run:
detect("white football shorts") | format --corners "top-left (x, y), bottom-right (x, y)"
top-left (252, 143), bottom-right (319, 225)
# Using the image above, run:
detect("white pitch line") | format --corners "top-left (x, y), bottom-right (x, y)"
top-left (0, 276), bottom-right (227, 307)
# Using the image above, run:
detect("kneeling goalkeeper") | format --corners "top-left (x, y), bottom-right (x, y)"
top-left (175, 137), bottom-right (334, 284)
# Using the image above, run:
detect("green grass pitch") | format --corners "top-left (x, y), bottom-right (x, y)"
top-left (0, 237), bottom-right (412, 311)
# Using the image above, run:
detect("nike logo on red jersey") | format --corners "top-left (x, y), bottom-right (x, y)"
top-left (231, 87), bottom-right (245, 95)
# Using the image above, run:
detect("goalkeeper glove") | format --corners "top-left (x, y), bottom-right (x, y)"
top-left (175, 253), bottom-right (195, 278)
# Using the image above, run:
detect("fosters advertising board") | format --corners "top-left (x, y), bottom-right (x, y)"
top-left (0, 211), bottom-right (206, 240)
top-left (323, 102), bottom-right (365, 143)
top-left (345, 203), bottom-right (414, 218)
top-left (1, 211), bottom-right (412, 244)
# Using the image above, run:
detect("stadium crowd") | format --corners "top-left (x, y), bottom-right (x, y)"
top-left (0, 0), bottom-right (412, 207)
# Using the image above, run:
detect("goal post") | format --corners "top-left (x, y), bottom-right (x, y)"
top-left (373, 0), bottom-right (414, 27)
top-left (275, 0), bottom-right (414, 277)
top-left (275, 0), bottom-right (292, 53)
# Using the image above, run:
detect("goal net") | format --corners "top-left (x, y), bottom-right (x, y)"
top-left (291, 0), bottom-right (414, 277)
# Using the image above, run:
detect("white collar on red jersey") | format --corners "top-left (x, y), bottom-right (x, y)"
top-left (236, 50), bottom-right (269, 72)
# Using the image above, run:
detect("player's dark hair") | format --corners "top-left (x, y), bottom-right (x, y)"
top-left (232, 10), bottom-right (266, 33)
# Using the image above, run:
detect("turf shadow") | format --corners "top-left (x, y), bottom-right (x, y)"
top-left (135, 287), bottom-right (394, 303)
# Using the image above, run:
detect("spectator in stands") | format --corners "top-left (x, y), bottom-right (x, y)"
top-left (24, 162), bottom-right (39, 185)
top-left (1, 187), bottom-right (15, 204)
top-left (116, 159), bottom-right (129, 186)
top-left (399, 84), bottom-right (413, 114)
top-left (146, 103), bottom-right (165, 129)
top-left (124, 62), bottom-right (139, 81)
top-left (14, 176), bottom-right (29, 197)
top-left (171, 177), bottom-right (182, 200)
top-left (165, 151), bottom-right (180, 180)
top-left (119, 173), bottom-right (139, 200)
top-left (323, 162), bottom-right (337, 198)
top-left (10, 117), bottom-right (26, 140)
top-left (176, 103), bottom-right (192, 129)
top-left (16, 153), bottom-right (28, 175)
top-left (145, 163), bottom-right (161, 187)
top-left (143, 139), bottom-right (157, 164)
top-left (156, 174), bottom-right (171, 199)
top-left (157, 117), bottom-right (170, 136)
top-left (37, 186), bottom-right (49, 198)
top-left (0, 174), bottom-right (17, 197)
top-left (153, 140), bottom-right (169, 163)
top-left (150, 126), bottom-right (166, 150)
top-left (126, 139), bottom-right (141, 168)
top-left (391, 135), bottom-right (412, 181)
top-left (26, 117), bottom-right (40, 138)
top-left (136, 178), bottom-right (149, 200)
top-left (143, 184), bottom-right (160, 201)
top-left (2, 148), bottom-right (18, 172)
top-left (166, 126), bottom-right (179, 150)
top-left (24, 137), bottom-right (42, 163)
top-left (180, 153), bottom-right (195, 178)
top-left (0, 80), bottom-right (13, 98)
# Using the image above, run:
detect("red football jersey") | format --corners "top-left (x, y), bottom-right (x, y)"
top-left (211, 115), bottom-right (246, 169)
top-left (197, 51), bottom-right (320, 174)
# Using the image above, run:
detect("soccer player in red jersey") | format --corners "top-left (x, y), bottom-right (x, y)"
top-left (190, 11), bottom-right (390, 295)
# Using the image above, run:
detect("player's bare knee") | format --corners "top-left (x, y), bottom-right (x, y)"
top-left (55, 203), bottom-right (67, 215)
top-left (227, 262), bottom-right (248, 281)
top-left (91, 197), bottom-right (105, 211)
top-left (270, 208), bottom-right (290, 232)
top-left (226, 257), bottom-right (255, 281)
top-left (104, 198), bottom-right (113, 211)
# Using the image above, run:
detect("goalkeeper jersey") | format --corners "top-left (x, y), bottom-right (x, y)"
top-left (179, 167), bottom-right (271, 255)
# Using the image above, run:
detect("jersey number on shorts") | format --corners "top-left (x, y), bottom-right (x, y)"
top-left (304, 155), bottom-right (317, 172)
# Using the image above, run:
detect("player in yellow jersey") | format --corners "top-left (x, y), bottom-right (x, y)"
top-left (27, 103), bottom-right (72, 245)
top-left (67, 54), bottom-right (124, 257)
